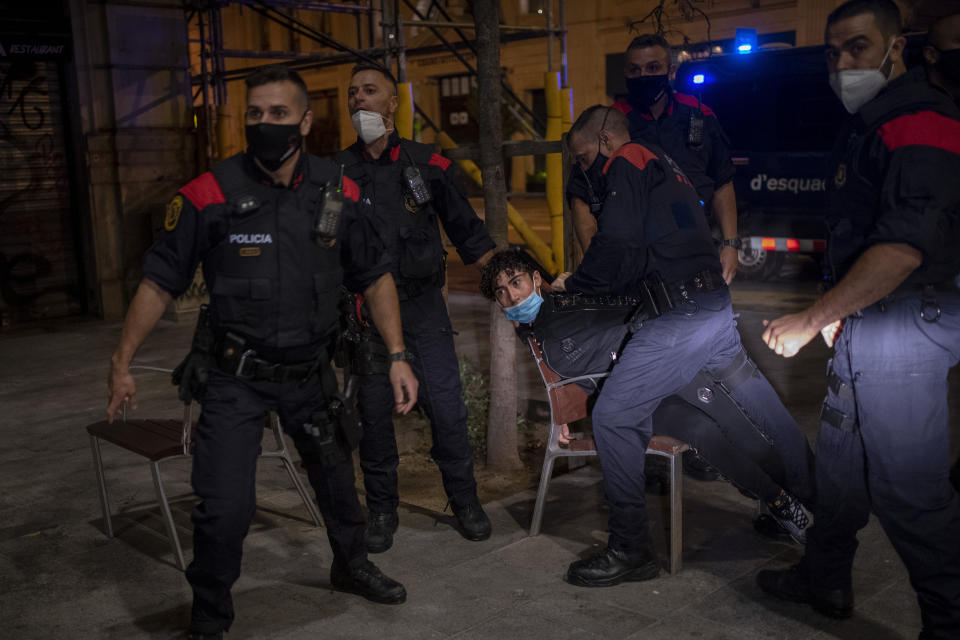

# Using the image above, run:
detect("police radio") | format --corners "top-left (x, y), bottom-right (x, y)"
top-left (687, 93), bottom-right (705, 148)
top-left (314, 165), bottom-right (344, 248)
top-left (401, 145), bottom-right (432, 207)
top-left (579, 165), bottom-right (603, 215)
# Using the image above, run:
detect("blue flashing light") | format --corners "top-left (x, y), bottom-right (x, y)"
top-left (735, 27), bottom-right (757, 55)
top-left (692, 73), bottom-right (705, 84)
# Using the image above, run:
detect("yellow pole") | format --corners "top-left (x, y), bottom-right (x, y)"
top-left (395, 82), bottom-right (414, 140)
top-left (561, 87), bottom-right (573, 133)
top-left (544, 72), bottom-right (563, 271)
top-left (436, 131), bottom-right (557, 274)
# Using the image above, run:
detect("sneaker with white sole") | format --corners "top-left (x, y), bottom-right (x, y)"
top-left (763, 490), bottom-right (811, 544)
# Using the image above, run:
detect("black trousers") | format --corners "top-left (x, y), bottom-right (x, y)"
top-left (357, 286), bottom-right (477, 514)
top-left (653, 398), bottom-right (785, 505)
top-left (186, 368), bottom-right (366, 634)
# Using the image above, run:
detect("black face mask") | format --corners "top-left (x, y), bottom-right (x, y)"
top-left (581, 151), bottom-right (608, 215)
top-left (245, 120), bottom-right (304, 171)
top-left (936, 48), bottom-right (960, 85)
top-left (626, 74), bottom-right (670, 109)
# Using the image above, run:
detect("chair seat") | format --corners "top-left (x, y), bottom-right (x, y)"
top-left (86, 419), bottom-right (194, 461)
top-left (565, 434), bottom-right (689, 455)
top-left (647, 435), bottom-right (690, 456)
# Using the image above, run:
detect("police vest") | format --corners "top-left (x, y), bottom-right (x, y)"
top-left (337, 140), bottom-right (445, 293)
top-left (203, 153), bottom-right (344, 350)
top-left (825, 71), bottom-right (959, 284)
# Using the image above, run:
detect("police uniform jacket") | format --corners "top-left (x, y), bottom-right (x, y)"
top-left (336, 132), bottom-right (494, 297)
top-left (143, 152), bottom-right (390, 358)
top-left (565, 142), bottom-right (721, 295)
top-left (826, 67), bottom-right (960, 289)
top-left (567, 93), bottom-right (736, 213)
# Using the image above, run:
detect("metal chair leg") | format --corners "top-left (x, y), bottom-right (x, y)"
top-left (277, 452), bottom-right (322, 527)
top-left (150, 460), bottom-right (186, 571)
top-left (89, 435), bottom-right (113, 538)
top-left (529, 451), bottom-right (558, 536)
top-left (669, 452), bottom-right (683, 574)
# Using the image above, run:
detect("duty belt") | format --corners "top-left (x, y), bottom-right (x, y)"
top-left (634, 269), bottom-right (726, 321)
top-left (237, 353), bottom-right (317, 383)
top-left (215, 338), bottom-right (320, 384)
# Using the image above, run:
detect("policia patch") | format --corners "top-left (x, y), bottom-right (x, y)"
top-left (164, 195), bottom-right (184, 231)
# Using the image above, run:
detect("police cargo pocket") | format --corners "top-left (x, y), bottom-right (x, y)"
top-left (211, 275), bottom-right (271, 335)
top-left (398, 225), bottom-right (442, 280)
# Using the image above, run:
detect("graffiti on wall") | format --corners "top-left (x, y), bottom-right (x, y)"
top-left (0, 59), bottom-right (81, 325)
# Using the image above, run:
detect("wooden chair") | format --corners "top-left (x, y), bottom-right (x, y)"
top-left (86, 366), bottom-right (322, 570)
top-left (525, 337), bottom-right (689, 574)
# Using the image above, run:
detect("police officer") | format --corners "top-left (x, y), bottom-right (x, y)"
top-left (567, 34), bottom-right (740, 285)
top-left (335, 64), bottom-right (496, 553)
top-left (924, 14), bottom-right (960, 496)
top-left (756, 2), bottom-right (960, 637)
top-left (106, 66), bottom-right (418, 639)
top-left (551, 105), bottom-right (815, 586)
top-left (924, 13), bottom-right (960, 105)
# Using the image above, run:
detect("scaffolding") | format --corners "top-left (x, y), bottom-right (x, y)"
top-left (184, 0), bottom-right (572, 272)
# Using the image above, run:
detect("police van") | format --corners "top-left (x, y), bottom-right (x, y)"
top-left (675, 45), bottom-right (845, 279)
top-left (674, 37), bottom-right (926, 280)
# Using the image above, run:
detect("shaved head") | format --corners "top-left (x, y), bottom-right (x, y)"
top-left (568, 105), bottom-right (629, 147)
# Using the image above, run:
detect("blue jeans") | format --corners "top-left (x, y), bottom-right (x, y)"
top-left (805, 292), bottom-right (960, 639)
top-left (591, 289), bottom-right (813, 551)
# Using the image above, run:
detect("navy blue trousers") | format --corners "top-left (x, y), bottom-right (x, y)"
top-left (805, 293), bottom-right (960, 639)
top-left (186, 369), bottom-right (366, 634)
top-left (591, 288), bottom-right (814, 552)
top-left (357, 287), bottom-right (477, 514)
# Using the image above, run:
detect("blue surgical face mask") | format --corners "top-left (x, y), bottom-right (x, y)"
top-left (504, 290), bottom-right (543, 324)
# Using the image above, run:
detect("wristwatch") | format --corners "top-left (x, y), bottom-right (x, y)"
top-left (389, 350), bottom-right (415, 363)
top-left (722, 237), bottom-right (742, 250)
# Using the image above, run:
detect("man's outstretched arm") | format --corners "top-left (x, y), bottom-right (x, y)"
top-left (107, 278), bottom-right (173, 421)
top-left (761, 243), bottom-right (921, 357)
top-left (363, 273), bottom-right (419, 414)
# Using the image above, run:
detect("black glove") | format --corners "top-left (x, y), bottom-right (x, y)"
top-left (172, 352), bottom-right (210, 403)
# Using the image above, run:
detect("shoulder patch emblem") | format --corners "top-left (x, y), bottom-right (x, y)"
top-left (164, 195), bottom-right (183, 231)
top-left (834, 163), bottom-right (846, 189)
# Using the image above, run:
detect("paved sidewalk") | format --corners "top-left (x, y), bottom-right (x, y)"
top-left (1, 288), bottom-right (954, 639)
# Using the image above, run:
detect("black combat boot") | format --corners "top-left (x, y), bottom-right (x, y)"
top-left (452, 502), bottom-right (492, 541)
top-left (364, 511), bottom-right (399, 553)
top-left (566, 546), bottom-right (660, 587)
top-left (330, 559), bottom-right (407, 604)
top-left (756, 563), bottom-right (853, 619)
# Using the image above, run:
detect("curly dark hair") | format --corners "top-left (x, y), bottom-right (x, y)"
top-left (479, 249), bottom-right (537, 300)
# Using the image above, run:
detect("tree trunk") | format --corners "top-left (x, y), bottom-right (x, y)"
top-left (473, 0), bottom-right (521, 471)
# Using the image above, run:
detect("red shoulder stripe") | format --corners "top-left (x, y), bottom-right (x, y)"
top-left (429, 152), bottom-right (452, 171)
top-left (342, 175), bottom-right (360, 203)
top-left (180, 172), bottom-right (225, 210)
top-left (389, 145), bottom-right (401, 162)
top-left (877, 111), bottom-right (960, 155)
top-left (603, 142), bottom-right (658, 173)
top-left (673, 92), bottom-right (715, 117)
top-left (612, 98), bottom-right (633, 115)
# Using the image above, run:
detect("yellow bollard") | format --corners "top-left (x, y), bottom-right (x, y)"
top-left (544, 72), bottom-right (564, 272)
top-left (395, 82), bottom-right (414, 140)
top-left (436, 131), bottom-right (557, 274)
